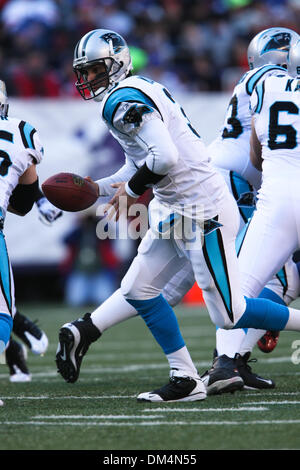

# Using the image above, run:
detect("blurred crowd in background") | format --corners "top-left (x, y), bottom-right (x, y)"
top-left (2, 0), bottom-right (300, 306)
top-left (0, 0), bottom-right (300, 97)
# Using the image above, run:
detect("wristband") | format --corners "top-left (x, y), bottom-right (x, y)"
top-left (127, 163), bottom-right (166, 196)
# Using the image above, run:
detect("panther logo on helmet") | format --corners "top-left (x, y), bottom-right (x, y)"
top-left (102, 32), bottom-right (125, 54)
top-left (247, 27), bottom-right (300, 70)
top-left (261, 32), bottom-right (291, 55)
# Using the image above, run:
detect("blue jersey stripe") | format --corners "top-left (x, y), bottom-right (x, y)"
top-left (19, 121), bottom-right (36, 149)
top-left (254, 80), bottom-right (265, 114)
top-left (246, 65), bottom-right (285, 96)
top-left (236, 217), bottom-right (252, 257)
top-left (103, 87), bottom-right (161, 127)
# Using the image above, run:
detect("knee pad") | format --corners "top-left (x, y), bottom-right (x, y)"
top-left (120, 256), bottom-right (161, 301)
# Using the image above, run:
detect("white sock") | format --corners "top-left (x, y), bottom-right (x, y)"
top-left (215, 328), bottom-right (246, 358)
top-left (284, 307), bottom-right (300, 330)
top-left (90, 288), bottom-right (137, 332)
top-left (238, 328), bottom-right (265, 356)
top-left (167, 346), bottom-right (199, 378)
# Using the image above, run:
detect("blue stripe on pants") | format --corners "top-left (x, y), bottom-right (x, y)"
top-left (203, 228), bottom-right (233, 322)
top-left (0, 312), bottom-right (13, 353)
top-left (0, 230), bottom-right (11, 312)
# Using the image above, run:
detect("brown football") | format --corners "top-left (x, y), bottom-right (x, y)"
top-left (42, 172), bottom-right (98, 212)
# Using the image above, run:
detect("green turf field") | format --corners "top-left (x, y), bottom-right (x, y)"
top-left (1, 300), bottom-right (300, 451)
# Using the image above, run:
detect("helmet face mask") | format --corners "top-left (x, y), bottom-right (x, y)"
top-left (247, 28), bottom-right (300, 70)
top-left (73, 29), bottom-right (132, 101)
top-left (74, 60), bottom-right (111, 100)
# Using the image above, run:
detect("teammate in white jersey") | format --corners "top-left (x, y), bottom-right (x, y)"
top-left (0, 82), bottom-right (62, 384)
top-left (235, 42), bottom-right (300, 321)
top-left (56, 29), bottom-right (300, 403)
top-left (0, 80), bottom-right (46, 405)
top-left (201, 28), bottom-right (300, 392)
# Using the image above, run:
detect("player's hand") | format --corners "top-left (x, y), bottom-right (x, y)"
top-left (104, 182), bottom-right (137, 221)
top-left (84, 176), bottom-right (100, 197)
top-left (36, 197), bottom-right (63, 225)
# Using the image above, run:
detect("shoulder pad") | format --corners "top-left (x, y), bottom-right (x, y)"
top-left (245, 65), bottom-right (286, 96)
top-left (102, 86), bottom-right (161, 128)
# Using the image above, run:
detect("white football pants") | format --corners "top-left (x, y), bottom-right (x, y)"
top-left (121, 191), bottom-right (247, 329)
top-left (238, 177), bottom-right (300, 299)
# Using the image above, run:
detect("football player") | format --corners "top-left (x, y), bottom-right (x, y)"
top-left (0, 83), bottom-right (62, 383)
top-left (234, 38), bottom-right (300, 348)
top-left (100, 27), bottom-right (300, 395)
top-left (56, 29), bottom-right (300, 403)
top-left (0, 79), bottom-right (47, 402)
top-left (200, 27), bottom-right (300, 393)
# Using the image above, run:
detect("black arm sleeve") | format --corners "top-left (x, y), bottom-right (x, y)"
top-left (9, 179), bottom-right (41, 215)
top-left (127, 163), bottom-right (166, 196)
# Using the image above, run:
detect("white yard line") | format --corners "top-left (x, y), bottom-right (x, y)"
top-left (2, 419), bottom-right (300, 427)
top-left (33, 415), bottom-right (163, 419)
top-left (243, 401), bottom-right (300, 405)
top-left (142, 407), bottom-right (268, 412)
top-left (0, 395), bottom-right (136, 400)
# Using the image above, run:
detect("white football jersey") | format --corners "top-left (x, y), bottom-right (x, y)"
top-left (100, 75), bottom-right (228, 220)
top-left (251, 74), bottom-right (300, 177)
top-left (0, 117), bottom-right (43, 216)
top-left (209, 65), bottom-right (287, 189)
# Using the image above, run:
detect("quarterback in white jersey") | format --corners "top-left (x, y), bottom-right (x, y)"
top-left (100, 74), bottom-right (227, 221)
top-left (56, 29), bottom-right (300, 403)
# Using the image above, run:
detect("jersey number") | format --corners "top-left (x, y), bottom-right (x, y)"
top-left (222, 94), bottom-right (243, 139)
top-left (162, 87), bottom-right (201, 138)
top-left (268, 101), bottom-right (298, 150)
top-left (0, 150), bottom-right (12, 176)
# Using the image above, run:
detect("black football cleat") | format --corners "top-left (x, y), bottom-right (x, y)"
top-left (201, 354), bottom-right (244, 395)
top-left (56, 313), bottom-right (101, 383)
top-left (13, 310), bottom-right (48, 355)
top-left (235, 352), bottom-right (275, 390)
top-left (5, 339), bottom-right (31, 382)
top-left (137, 370), bottom-right (206, 402)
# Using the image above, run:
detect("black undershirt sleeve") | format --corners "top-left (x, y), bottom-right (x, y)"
top-left (9, 179), bottom-right (41, 215)
top-left (127, 163), bottom-right (166, 196)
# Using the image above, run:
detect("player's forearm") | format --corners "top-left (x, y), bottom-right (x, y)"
top-left (96, 163), bottom-right (136, 196)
